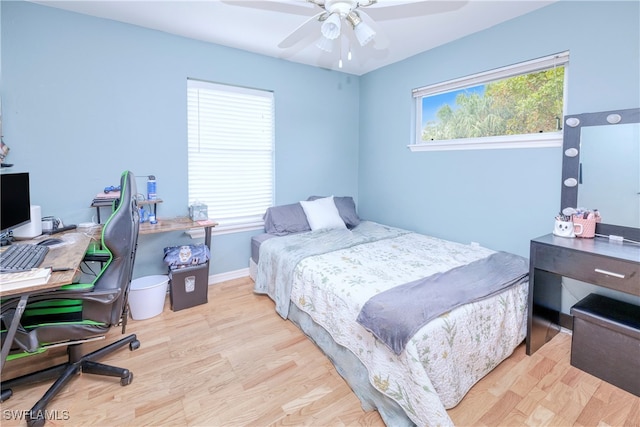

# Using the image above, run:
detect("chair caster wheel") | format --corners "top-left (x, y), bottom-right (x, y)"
top-left (130, 340), bottom-right (140, 351)
top-left (0, 389), bottom-right (12, 402)
top-left (121, 372), bottom-right (133, 386)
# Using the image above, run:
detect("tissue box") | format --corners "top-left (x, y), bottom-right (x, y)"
top-left (189, 203), bottom-right (208, 221)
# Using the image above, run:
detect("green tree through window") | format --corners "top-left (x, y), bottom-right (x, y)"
top-left (422, 67), bottom-right (564, 142)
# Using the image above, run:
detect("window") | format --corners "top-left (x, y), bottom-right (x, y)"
top-left (187, 79), bottom-right (274, 233)
top-left (411, 52), bottom-right (569, 151)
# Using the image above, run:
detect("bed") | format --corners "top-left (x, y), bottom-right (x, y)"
top-left (250, 197), bottom-right (528, 426)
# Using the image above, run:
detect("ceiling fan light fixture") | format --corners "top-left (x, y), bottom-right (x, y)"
top-left (354, 22), bottom-right (375, 46)
top-left (316, 35), bottom-right (334, 53)
top-left (321, 13), bottom-right (341, 40)
top-left (347, 11), bottom-right (375, 46)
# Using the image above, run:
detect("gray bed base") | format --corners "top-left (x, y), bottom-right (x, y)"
top-left (287, 302), bottom-right (415, 426)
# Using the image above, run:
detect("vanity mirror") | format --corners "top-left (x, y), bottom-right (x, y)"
top-left (561, 108), bottom-right (640, 240)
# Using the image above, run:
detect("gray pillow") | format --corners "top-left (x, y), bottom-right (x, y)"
top-left (307, 196), bottom-right (361, 228)
top-left (263, 203), bottom-right (311, 236)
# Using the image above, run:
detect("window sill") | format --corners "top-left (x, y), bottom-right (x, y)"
top-left (408, 132), bottom-right (562, 152)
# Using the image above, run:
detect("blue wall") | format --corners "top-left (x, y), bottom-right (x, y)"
top-left (359, 0), bottom-right (639, 257)
top-left (1, 1), bottom-right (359, 278)
top-left (2, 1), bottom-right (638, 279)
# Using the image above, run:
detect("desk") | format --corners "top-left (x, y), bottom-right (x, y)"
top-left (0, 233), bottom-right (91, 372)
top-left (526, 233), bottom-right (640, 355)
top-left (139, 216), bottom-right (216, 246)
top-left (86, 217), bottom-right (217, 261)
top-left (86, 216), bottom-right (216, 242)
top-left (1, 218), bottom-right (217, 371)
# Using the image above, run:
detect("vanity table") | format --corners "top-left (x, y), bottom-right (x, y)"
top-left (526, 107), bottom-right (640, 394)
top-left (526, 233), bottom-right (640, 355)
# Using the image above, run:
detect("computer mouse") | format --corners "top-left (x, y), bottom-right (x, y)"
top-left (37, 238), bottom-right (64, 246)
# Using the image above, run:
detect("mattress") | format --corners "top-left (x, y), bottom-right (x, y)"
top-left (250, 232), bottom-right (278, 264)
top-left (254, 221), bottom-right (528, 426)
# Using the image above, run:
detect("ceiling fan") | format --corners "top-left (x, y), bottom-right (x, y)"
top-left (224, 0), bottom-right (467, 66)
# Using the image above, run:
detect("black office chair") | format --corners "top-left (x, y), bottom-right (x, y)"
top-left (0, 170), bottom-right (141, 427)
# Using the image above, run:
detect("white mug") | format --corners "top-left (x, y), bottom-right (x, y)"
top-left (553, 220), bottom-right (582, 238)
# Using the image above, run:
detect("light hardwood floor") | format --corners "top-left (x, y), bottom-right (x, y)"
top-left (2, 277), bottom-right (638, 426)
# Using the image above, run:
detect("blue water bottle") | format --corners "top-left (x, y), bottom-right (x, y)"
top-left (147, 175), bottom-right (157, 200)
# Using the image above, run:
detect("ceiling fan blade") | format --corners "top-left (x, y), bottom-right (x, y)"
top-left (362, 0), bottom-right (468, 21)
top-left (357, 10), bottom-right (390, 50)
top-left (278, 11), bottom-right (326, 48)
top-left (220, 0), bottom-right (319, 16)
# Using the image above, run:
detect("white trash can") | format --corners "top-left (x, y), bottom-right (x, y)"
top-left (129, 275), bottom-right (169, 320)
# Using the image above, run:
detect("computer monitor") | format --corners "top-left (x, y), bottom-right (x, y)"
top-left (1, 172), bottom-right (32, 234)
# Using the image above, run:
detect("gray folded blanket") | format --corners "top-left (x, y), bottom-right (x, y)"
top-left (356, 251), bottom-right (529, 355)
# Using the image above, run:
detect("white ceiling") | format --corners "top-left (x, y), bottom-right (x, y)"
top-left (30, 0), bottom-right (557, 76)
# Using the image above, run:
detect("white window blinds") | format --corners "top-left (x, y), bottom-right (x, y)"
top-left (187, 79), bottom-right (274, 231)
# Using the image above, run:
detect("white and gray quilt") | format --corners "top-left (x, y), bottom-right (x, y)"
top-left (254, 221), bottom-right (528, 426)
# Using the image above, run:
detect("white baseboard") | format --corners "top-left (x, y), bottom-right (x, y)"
top-left (209, 268), bottom-right (249, 285)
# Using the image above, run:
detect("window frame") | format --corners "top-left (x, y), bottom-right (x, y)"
top-left (187, 78), bottom-right (275, 235)
top-left (409, 51), bottom-right (569, 152)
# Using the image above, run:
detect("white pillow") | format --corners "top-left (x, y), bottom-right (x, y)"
top-left (299, 196), bottom-right (347, 231)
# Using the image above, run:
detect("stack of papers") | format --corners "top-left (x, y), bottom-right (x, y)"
top-left (0, 268), bottom-right (52, 291)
